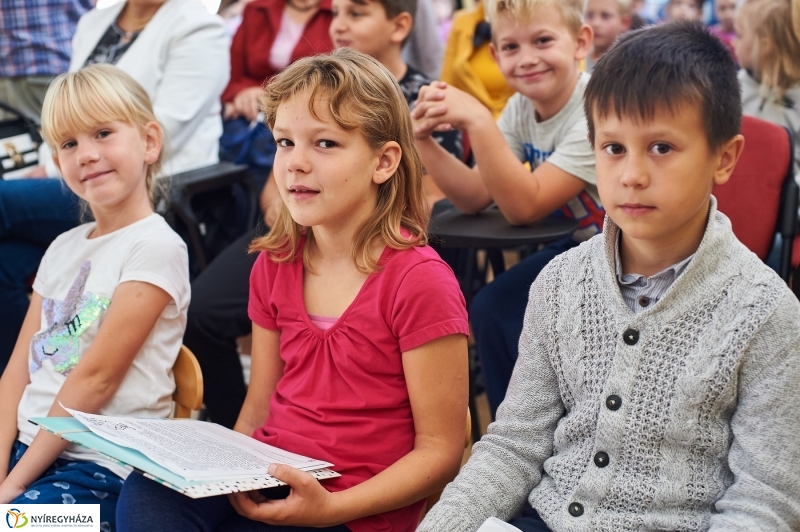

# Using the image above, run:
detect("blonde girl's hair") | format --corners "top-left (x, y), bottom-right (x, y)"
top-left (250, 48), bottom-right (429, 274)
top-left (738, 0), bottom-right (800, 98)
top-left (485, 0), bottom-right (586, 36)
top-left (40, 63), bottom-right (165, 206)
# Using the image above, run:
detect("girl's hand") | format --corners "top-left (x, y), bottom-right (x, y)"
top-left (228, 464), bottom-right (341, 526)
top-left (0, 479), bottom-right (26, 504)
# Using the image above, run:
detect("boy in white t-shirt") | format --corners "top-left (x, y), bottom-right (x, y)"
top-left (411, 0), bottom-right (602, 417)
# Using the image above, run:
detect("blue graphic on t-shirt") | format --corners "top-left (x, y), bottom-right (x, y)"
top-left (523, 143), bottom-right (554, 169)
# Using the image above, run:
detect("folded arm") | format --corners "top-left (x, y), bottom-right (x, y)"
top-left (412, 83), bottom-right (586, 224)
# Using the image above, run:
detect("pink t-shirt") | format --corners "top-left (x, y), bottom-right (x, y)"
top-left (248, 240), bottom-right (469, 532)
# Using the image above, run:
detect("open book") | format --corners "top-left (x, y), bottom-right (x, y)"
top-left (30, 408), bottom-right (340, 498)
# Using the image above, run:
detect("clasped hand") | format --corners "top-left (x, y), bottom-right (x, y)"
top-left (410, 81), bottom-right (487, 140)
top-left (228, 463), bottom-right (341, 527)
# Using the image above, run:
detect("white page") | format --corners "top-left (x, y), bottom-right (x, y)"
top-left (63, 407), bottom-right (333, 481)
top-left (476, 517), bottom-right (523, 532)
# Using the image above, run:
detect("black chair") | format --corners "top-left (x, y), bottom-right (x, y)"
top-left (162, 162), bottom-right (256, 278)
top-left (0, 101), bottom-right (42, 179)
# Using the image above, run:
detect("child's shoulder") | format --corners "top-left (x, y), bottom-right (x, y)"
top-left (385, 242), bottom-right (453, 276)
top-left (502, 72), bottom-right (590, 127)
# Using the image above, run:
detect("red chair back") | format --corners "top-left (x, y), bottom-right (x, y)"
top-left (713, 115), bottom-right (792, 260)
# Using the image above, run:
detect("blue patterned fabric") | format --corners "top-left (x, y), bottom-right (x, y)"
top-left (8, 440), bottom-right (124, 532)
top-left (0, 0), bottom-right (94, 77)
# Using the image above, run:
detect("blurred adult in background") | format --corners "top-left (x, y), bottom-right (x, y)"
top-left (0, 0), bottom-right (229, 371)
top-left (0, 0), bottom-right (94, 122)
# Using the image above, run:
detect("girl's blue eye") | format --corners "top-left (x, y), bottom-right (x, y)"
top-left (61, 140), bottom-right (77, 150)
top-left (97, 129), bottom-right (111, 138)
top-left (318, 140), bottom-right (337, 149)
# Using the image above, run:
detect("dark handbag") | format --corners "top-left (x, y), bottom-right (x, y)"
top-left (219, 116), bottom-right (277, 171)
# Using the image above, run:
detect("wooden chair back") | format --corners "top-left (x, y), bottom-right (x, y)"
top-left (172, 345), bottom-right (204, 419)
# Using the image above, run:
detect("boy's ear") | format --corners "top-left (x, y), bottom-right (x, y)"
top-left (574, 24), bottom-right (594, 60)
top-left (712, 134), bottom-right (745, 186)
top-left (621, 13), bottom-right (632, 30)
top-left (373, 141), bottom-right (402, 185)
top-left (51, 153), bottom-right (61, 173)
top-left (489, 41), bottom-right (498, 63)
top-left (389, 12), bottom-right (413, 45)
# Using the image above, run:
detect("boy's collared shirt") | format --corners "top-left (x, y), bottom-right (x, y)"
top-left (614, 232), bottom-right (694, 313)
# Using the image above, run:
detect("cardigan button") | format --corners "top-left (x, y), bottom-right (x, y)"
top-left (638, 296), bottom-right (650, 307)
top-left (568, 502), bottom-right (584, 517)
top-left (623, 328), bottom-right (639, 345)
top-left (606, 395), bottom-right (622, 410)
top-left (594, 451), bottom-right (609, 468)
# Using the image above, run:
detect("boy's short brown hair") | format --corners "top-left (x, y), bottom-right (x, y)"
top-left (486, 0), bottom-right (586, 35)
top-left (584, 22), bottom-right (741, 150)
top-left (365, 0), bottom-right (416, 19)
top-left (350, 0), bottom-right (417, 44)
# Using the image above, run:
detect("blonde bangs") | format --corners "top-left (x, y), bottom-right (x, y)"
top-left (42, 64), bottom-right (152, 150)
top-left (486, 0), bottom-right (586, 35)
top-left (40, 63), bottom-right (165, 206)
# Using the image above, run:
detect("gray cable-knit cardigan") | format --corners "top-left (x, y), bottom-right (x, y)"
top-left (419, 200), bottom-right (800, 531)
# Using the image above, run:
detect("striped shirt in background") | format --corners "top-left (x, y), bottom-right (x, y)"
top-left (0, 0), bottom-right (93, 77)
top-left (615, 233), bottom-right (694, 314)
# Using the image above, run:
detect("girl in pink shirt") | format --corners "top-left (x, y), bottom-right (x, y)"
top-left (117, 48), bottom-right (470, 532)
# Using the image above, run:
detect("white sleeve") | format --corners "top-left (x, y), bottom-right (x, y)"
top-left (119, 231), bottom-right (190, 320)
top-left (151, 16), bottom-right (230, 158)
top-left (496, 95), bottom-right (528, 164)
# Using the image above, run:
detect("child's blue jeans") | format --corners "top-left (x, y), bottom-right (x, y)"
top-left (8, 440), bottom-right (123, 532)
top-left (470, 237), bottom-right (578, 417)
top-left (509, 505), bottom-right (553, 531)
top-left (116, 471), bottom-right (351, 532)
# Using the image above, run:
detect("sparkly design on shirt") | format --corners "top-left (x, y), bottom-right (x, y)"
top-left (30, 261), bottom-right (110, 375)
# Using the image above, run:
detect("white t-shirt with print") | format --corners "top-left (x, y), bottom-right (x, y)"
top-left (17, 213), bottom-right (190, 479)
top-left (496, 72), bottom-right (603, 241)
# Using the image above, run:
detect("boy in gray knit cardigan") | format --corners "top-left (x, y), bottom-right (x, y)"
top-left (419, 21), bottom-right (800, 532)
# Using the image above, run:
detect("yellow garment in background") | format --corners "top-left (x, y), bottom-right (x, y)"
top-left (440, 3), bottom-right (515, 119)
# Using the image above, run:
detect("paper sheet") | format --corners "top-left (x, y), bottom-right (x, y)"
top-left (64, 408), bottom-right (333, 482)
top-left (476, 517), bottom-right (524, 532)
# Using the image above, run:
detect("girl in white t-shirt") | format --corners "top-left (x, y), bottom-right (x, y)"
top-left (0, 64), bottom-right (190, 531)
